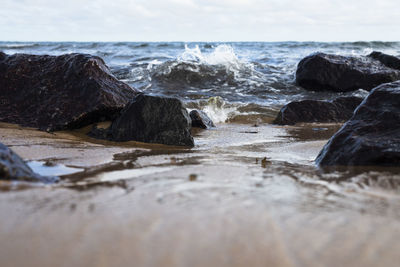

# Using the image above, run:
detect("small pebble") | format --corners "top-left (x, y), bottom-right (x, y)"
top-left (261, 157), bottom-right (268, 168)
top-left (44, 160), bottom-right (56, 167)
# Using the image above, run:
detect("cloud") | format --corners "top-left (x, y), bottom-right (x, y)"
top-left (0, 0), bottom-right (399, 41)
top-left (170, 0), bottom-right (197, 8)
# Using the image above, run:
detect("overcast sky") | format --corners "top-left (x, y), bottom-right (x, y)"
top-left (1, 0), bottom-right (399, 42)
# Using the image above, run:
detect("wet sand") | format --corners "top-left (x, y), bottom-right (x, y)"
top-left (1, 122), bottom-right (400, 267)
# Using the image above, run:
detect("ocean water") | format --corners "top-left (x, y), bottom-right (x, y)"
top-left (1, 41), bottom-right (400, 123)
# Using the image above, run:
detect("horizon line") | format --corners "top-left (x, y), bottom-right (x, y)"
top-left (0, 40), bottom-right (399, 43)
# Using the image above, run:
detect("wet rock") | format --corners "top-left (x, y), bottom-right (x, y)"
top-left (316, 81), bottom-right (400, 166)
top-left (190, 109), bottom-right (215, 129)
top-left (296, 52), bottom-right (400, 92)
top-left (87, 124), bottom-right (112, 140)
top-left (368, 51), bottom-right (400, 70)
top-left (0, 53), bottom-right (138, 131)
top-left (110, 94), bottom-right (194, 147)
top-left (0, 143), bottom-right (56, 182)
top-left (273, 96), bottom-right (363, 125)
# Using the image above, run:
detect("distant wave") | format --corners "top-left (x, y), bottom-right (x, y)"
top-left (0, 43), bottom-right (40, 49)
top-left (350, 41), bottom-right (399, 48)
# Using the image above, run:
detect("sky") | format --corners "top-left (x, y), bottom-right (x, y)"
top-left (1, 0), bottom-right (399, 42)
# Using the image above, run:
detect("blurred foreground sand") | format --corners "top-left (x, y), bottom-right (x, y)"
top-left (1, 122), bottom-right (400, 267)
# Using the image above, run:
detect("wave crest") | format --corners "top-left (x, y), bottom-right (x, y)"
top-left (150, 44), bottom-right (263, 87)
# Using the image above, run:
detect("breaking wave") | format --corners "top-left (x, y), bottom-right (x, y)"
top-left (186, 96), bottom-right (279, 124)
top-left (149, 44), bottom-right (265, 88)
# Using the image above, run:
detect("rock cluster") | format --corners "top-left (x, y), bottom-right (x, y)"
top-left (286, 51), bottom-right (400, 166)
top-left (316, 81), bottom-right (400, 166)
top-left (0, 52), bottom-right (196, 148)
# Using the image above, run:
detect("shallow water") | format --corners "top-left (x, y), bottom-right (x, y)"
top-left (27, 161), bottom-right (83, 176)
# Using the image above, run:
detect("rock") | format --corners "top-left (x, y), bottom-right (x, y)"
top-left (110, 94), bottom-right (194, 147)
top-left (0, 143), bottom-right (57, 182)
top-left (296, 52), bottom-right (400, 92)
top-left (0, 53), bottom-right (138, 131)
top-left (190, 110), bottom-right (215, 129)
top-left (368, 51), bottom-right (400, 70)
top-left (273, 96), bottom-right (363, 125)
top-left (87, 124), bottom-right (112, 140)
top-left (316, 81), bottom-right (400, 166)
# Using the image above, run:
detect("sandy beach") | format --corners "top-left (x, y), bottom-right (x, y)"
top-left (1, 122), bottom-right (400, 267)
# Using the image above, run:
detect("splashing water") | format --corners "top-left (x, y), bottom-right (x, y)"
top-left (178, 44), bottom-right (244, 70)
top-left (149, 44), bottom-right (264, 92)
top-left (202, 96), bottom-right (238, 123)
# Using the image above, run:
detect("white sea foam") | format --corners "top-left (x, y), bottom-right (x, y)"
top-left (1, 43), bottom-right (38, 48)
top-left (147, 59), bottom-right (163, 70)
top-left (202, 96), bottom-right (237, 123)
top-left (179, 44), bottom-right (243, 68)
top-left (172, 44), bottom-right (262, 81)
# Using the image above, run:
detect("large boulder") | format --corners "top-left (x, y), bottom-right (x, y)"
top-left (110, 94), bottom-right (194, 147)
top-left (190, 109), bottom-right (215, 129)
top-left (273, 96), bottom-right (363, 125)
top-left (0, 143), bottom-right (57, 183)
top-left (296, 53), bottom-right (400, 92)
top-left (0, 53), bottom-right (137, 131)
top-left (368, 51), bottom-right (400, 70)
top-left (316, 81), bottom-right (400, 166)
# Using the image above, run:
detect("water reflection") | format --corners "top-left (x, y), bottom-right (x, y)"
top-left (27, 161), bottom-right (83, 176)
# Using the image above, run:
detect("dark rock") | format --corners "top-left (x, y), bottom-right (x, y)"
top-left (190, 110), bottom-right (215, 129)
top-left (316, 81), bottom-right (400, 166)
top-left (110, 94), bottom-right (194, 147)
top-left (87, 124), bottom-right (112, 140)
top-left (0, 143), bottom-right (57, 182)
top-left (296, 52), bottom-right (400, 92)
top-left (0, 53), bottom-right (138, 131)
top-left (273, 96), bottom-right (363, 125)
top-left (368, 51), bottom-right (400, 70)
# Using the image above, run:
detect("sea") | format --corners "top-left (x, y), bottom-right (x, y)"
top-left (2, 41), bottom-right (400, 124)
